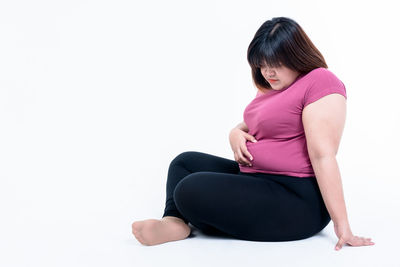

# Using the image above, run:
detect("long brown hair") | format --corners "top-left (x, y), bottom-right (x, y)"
top-left (247, 17), bottom-right (328, 92)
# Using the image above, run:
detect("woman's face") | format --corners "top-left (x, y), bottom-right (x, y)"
top-left (260, 64), bottom-right (300, 90)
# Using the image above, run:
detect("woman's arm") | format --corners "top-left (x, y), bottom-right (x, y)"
top-left (309, 156), bottom-right (349, 225)
top-left (302, 93), bottom-right (374, 250)
top-left (303, 94), bottom-right (348, 226)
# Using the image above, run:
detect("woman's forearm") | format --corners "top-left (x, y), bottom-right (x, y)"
top-left (310, 156), bottom-right (350, 227)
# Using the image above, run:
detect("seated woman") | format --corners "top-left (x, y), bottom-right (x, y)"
top-left (131, 16), bottom-right (374, 251)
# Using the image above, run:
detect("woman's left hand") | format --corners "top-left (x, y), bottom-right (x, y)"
top-left (334, 223), bottom-right (375, 250)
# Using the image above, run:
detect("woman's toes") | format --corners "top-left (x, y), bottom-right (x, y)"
top-left (132, 221), bottom-right (143, 233)
top-left (131, 218), bottom-right (190, 246)
top-left (135, 233), bottom-right (147, 245)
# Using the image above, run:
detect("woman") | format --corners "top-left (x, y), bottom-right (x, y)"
top-left (131, 17), bottom-right (375, 250)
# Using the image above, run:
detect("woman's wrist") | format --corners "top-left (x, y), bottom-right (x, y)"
top-left (334, 219), bottom-right (350, 229)
top-left (233, 121), bottom-right (249, 132)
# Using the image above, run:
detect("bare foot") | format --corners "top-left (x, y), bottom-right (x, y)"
top-left (131, 216), bottom-right (191, 246)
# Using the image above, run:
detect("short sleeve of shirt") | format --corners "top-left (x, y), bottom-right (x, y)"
top-left (303, 68), bottom-right (347, 108)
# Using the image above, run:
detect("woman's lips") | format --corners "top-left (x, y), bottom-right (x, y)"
top-left (268, 79), bottom-right (278, 83)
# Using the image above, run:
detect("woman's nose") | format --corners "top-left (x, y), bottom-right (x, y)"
top-left (264, 69), bottom-right (276, 77)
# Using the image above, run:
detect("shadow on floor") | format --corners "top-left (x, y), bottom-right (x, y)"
top-left (187, 223), bottom-right (238, 240)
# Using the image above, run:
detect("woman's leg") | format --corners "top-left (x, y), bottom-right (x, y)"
top-left (132, 151), bottom-right (239, 246)
top-left (173, 171), bottom-right (331, 241)
top-left (162, 151), bottom-right (240, 224)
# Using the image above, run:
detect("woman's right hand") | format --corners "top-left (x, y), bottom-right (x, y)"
top-left (229, 128), bottom-right (257, 167)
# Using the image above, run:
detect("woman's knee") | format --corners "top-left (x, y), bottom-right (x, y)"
top-left (173, 173), bottom-right (203, 201)
top-left (169, 151), bottom-right (199, 167)
top-left (172, 173), bottom-right (204, 220)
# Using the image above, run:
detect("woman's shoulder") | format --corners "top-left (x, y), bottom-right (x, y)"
top-left (305, 67), bottom-right (340, 80)
top-left (303, 67), bottom-right (346, 97)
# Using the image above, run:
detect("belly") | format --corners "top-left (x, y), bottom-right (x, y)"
top-left (243, 138), bottom-right (311, 173)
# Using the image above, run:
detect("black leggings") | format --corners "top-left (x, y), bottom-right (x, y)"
top-left (162, 151), bottom-right (331, 242)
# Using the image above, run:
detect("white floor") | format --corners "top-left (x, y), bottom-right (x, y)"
top-left (1, 169), bottom-right (398, 267)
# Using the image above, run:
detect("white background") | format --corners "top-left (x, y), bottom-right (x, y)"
top-left (1, 0), bottom-right (399, 266)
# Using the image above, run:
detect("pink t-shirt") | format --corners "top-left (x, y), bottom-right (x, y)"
top-left (239, 67), bottom-right (347, 177)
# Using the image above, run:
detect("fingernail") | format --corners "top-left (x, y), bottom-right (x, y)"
top-left (252, 139), bottom-right (257, 142)
top-left (250, 157), bottom-right (253, 160)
